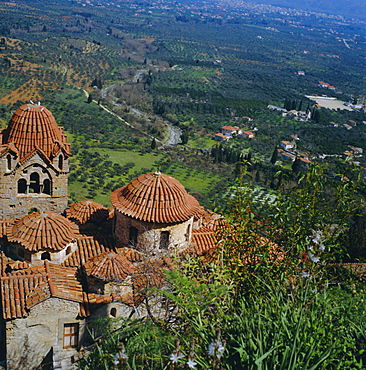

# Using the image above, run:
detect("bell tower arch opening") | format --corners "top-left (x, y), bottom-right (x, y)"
top-left (0, 103), bottom-right (71, 218)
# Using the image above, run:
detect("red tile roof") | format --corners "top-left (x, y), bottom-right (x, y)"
top-left (189, 226), bottom-right (217, 256)
top-left (111, 172), bottom-right (200, 223)
top-left (65, 200), bottom-right (109, 225)
top-left (6, 211), bottom-right (79, 252)
top-left (62, 236), bottom-right (113, 267)
top-left (0, 261), bottom-right (88, 319)
top-left (2, 103), bottom-right (71, 160)
top-left (84, 251), bottom-right (135, 282)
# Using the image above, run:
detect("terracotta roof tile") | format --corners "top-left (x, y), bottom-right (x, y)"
top-left (65, 200), bottom-right (109, 225)
top-left (0, 220), bottom-right (12, 237)
top-left (111, 172), bottom-right (200, 223)
top-left (84, 251), bottom-right (135, 282)
top-left (0, 261), bottom-right (87, 320)
top-left (87, 292), bottom-right (134, 306)
top-left (62, 236), bottom-right (113, 267)
top-left (2, 103), bottom-right (71, 160)
top-left (6, 211), bottom-right (79, 252)
top-left (189, 226), bottom-right (217, 256)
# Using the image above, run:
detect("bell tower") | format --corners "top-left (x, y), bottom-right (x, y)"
top-left (0, 102), bottom-right (71, 219)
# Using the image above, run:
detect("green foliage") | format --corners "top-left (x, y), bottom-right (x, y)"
top-left (77, 161), bottom-right (366, 369)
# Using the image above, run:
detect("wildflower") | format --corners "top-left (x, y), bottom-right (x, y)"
top-left (207, 342), bottom-right (215, 356)
top-left (187, 359), bottom-right (197, 368)
top-left (113, 348), bottom-right (128, 365)
top-left (308, 253), bottom-right (320, 263)
top-left (207, 339), bottom-right (226, 359)
top-left (169, 352), bottom-right (184, 363)
top-left (216, 342), bottom-right (225, 358)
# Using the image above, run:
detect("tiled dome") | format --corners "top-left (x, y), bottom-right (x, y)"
top-left (111, 172), bottom-right (200, 223)
top-left (6, 211), bottom-right (79, 252)
top-left (65, 200), bottom-right (109, 225)
top-left (2, 103), bottom-right (70, 160)
top-left (83, 251), bottom-right (134, 282)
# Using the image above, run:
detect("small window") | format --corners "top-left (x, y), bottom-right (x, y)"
top-left (18, 179), bottom-right (27, 194)
top-left (160, 231), bottom-right (170, 249)
top-left (6, 154), bottom-right (11, 171)
top-left (129, 227), bottom-right (138, 247)
top-left (63, 323), bottom-right (79, 349)
top-left (66, 246), bottom-right (72, 255)
top-left (185, 224), bottom-right (191, 240)
top-left (43, 179), bottom-right (51, 195)
top-left (41, 252), bottom-right (51, 261)
top-left (110, 307), bottom-right (117, 317)
top-left (28, 208), bottom-right (39, 214)
top-left (58, 155), bottom-right (63, 171)
top-left (29, 172), bottom-right (40, 193)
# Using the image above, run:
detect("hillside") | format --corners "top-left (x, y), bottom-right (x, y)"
top-left (248, 0), bottom-right (366, 21)
top-left (0, 0), bottom-right (365, 210)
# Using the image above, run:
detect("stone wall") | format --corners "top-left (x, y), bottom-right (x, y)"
top-left (5, 298), bottom-right (84, 370)
top-left (114, 211), bottom-right (193, 255)
top-left (0, 153), bottom-right (69, 219)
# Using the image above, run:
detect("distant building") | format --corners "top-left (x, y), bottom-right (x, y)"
top-left (297, 71), bottom-right (305, 75)
top-left (347, 145), bottom-right (363, 155)
top-left (281, 152), bottom-right (296, 162)
top-left (221, 126), bottom-right (240, 136)
top-left (280, 141), bottom-right (295, 151)
top-left (241, 131), bottom-right (255, 139)
top-left (214, 133), bottom-right (229, 142)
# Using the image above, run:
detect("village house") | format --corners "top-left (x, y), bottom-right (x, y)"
top-left (0, 103), bottom-right (223, 370)
top-left (280, 141), bottom-right (295, 151)
top-left (318, 81), bottom-right (330, 88)
top-left (329, 121), bottom-right (339, 128)
top-left (241, 130), bottom-right (255, 139)
top-left (214, 132), bottom-right (229, 142)
top-left (220, 125), bottom-right (241, 137)
top-left (281, 152), bottom-right (296, 162)
top-left (347, 145), bottom-right (363, 155)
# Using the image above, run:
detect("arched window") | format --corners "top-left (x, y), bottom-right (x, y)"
top-left (6, 154), bottom-right (11, 171)
top-left (28, 208), bottom-right (39, 214)
top-left (160, 231), bottom-right (170, 249)
top-left (66, 246), bottom-right (72, 255)
top-left (43, 179), bottom-right (51, 195)
top-left (129, 227), bottom-right (138, 247)
top-left (110, 308), bottom-right (117, 317)
top-left (185, 224), bottom-right (191, 241)
top-left (18, 179), bottom-right (27, 193)
top-left (58, 155), bottom-right (63, 170)
top-left (29, 172), bottom-right (40, 193)
top-left (41, 252), bottom-right (51, 261)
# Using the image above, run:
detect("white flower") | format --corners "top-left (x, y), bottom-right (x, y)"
top-left (216, 342), bottom-right (225, 358)
top-left (308, 253), bottom-right (320, 263)
top-left (207, 342), bottom-right (215, 356)
top-left (300, 271), bottom-right (310, 278)
top-left (187, 359), bottom-right (197, 368)
top-left (169, 352), bottom-right (184, 363)
top-left (113, 349), bottom-right (128, 365)
top-left (208, 340), bottom-right (225, 359)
